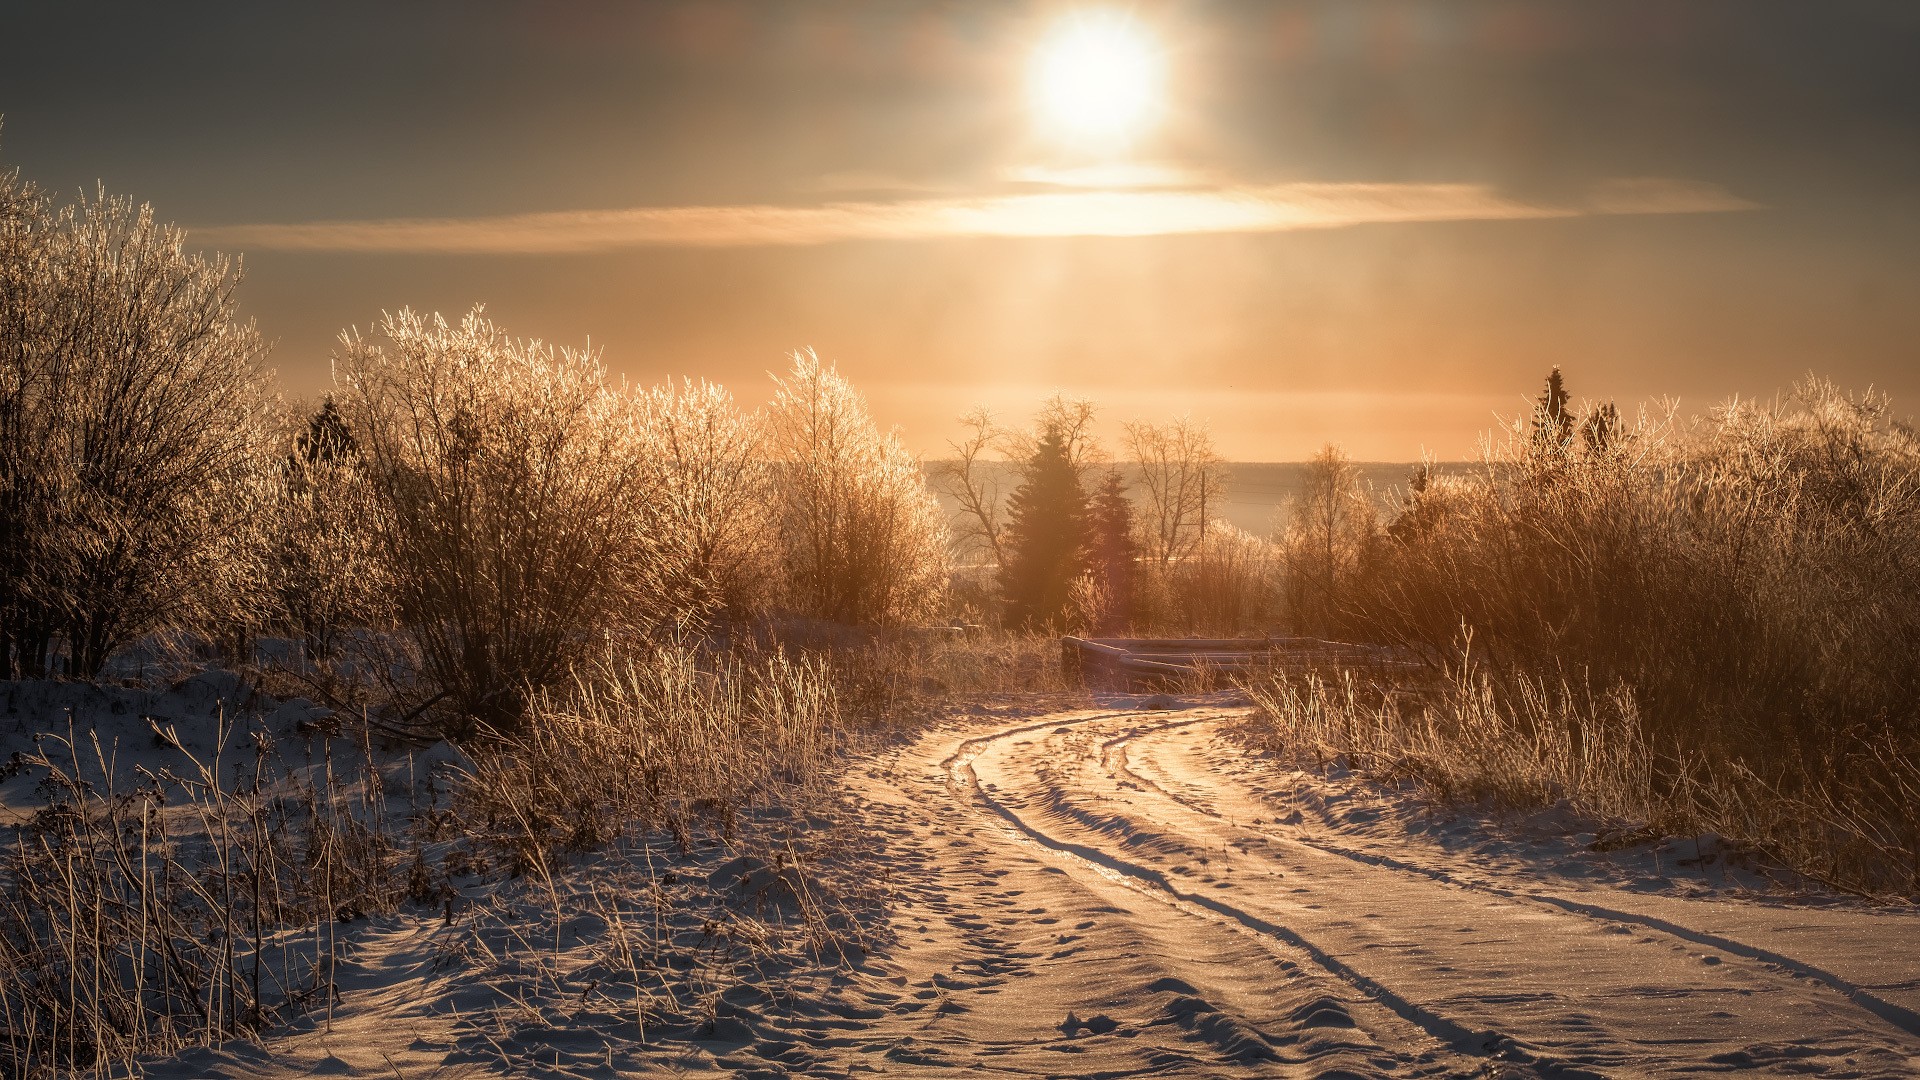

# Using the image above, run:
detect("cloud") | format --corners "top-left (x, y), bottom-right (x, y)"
top-left (806, 170), bottom-right (952, 196)
top-left (999, 161), bottom-right (1206, 189)
top-left (189, 179), bottom-right (1757, 255)
top-left (1586, 177), bottom-right (1764, 216)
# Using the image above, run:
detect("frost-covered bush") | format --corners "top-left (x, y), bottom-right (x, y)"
top-left (0, 165), bottom-right (271, 677)
top-left (633, 378), bottom-right (779, 628)
top-left (334, 307), bottom-right (657, 734)
top-left (765, 350), bottom-right (948, 626)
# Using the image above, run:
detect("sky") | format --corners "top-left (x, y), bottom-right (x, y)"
top-left (4, 1), bottom-right (1918, 459)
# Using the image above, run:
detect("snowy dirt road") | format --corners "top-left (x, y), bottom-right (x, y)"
top-left (807, 698), bottom-right (1920, 1078)
top-left (143, 695), bottom-right (1920, 1079)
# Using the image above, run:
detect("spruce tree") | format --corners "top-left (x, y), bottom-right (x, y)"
top-left (1086, 468), bottom-right (1137, 632)
top-left (1532, 367), bottom-right (1573, 453)
top-left (283, 397), bottom-right (361, 500)
top-left (296, 397), bottom-right (358, 465)
top-left (998, 425), bottom-right (1089, 628)
top-left (1581, 401), bottom-right (1620, 455)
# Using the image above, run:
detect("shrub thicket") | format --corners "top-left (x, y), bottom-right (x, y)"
top-left (634, 378), bottom-right (779, 629)
top-left (1164, 520), bottom-right (1284, 634)
top-left (1349, 377), bottom-right (1920, 743)
top-left (1255, 374), bottom-right (1920, 894)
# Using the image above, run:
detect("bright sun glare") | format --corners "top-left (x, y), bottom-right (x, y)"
top-left (1029, 13), bottom-right (1164, 147)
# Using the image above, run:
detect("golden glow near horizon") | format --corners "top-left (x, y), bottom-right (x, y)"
top-left (1028, 12), bottom-right (1164, 149)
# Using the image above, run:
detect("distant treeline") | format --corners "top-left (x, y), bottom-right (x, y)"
top-left (923, 460), bottom-right (1473, 540)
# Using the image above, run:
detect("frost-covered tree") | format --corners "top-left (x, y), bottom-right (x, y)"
top-left (1125, 416), bottom-right (1226, 568)
top-left (1283, 444), bottom-right (1376, 635)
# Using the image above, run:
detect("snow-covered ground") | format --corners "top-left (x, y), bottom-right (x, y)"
top-left (1, 672), bottom-right (342, 821)
top-left (9, 685), bottom-right (1920, 1077)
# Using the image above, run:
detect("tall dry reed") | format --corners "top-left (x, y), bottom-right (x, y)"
top-left (1242, 669), bottom-right (1659, 825)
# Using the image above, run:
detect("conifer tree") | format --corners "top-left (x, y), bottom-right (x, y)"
top-left (271, 395), bottom-right (380, 660)
top-left (1086, 468), bottom-right (1137, 631)
top-left (998, 425), bottom-right (1089, 628)
top-left (1582, 401), bottom-right (1620, 455)
top-left (1532, 366), bottom-right (1573, 454)
top-left (1386, 461), bottom-right (1436, 546)
top-left (295, 397), bottom-right (357, 466)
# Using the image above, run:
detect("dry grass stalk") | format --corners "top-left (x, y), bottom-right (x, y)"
top-left (455, 643), bottom-right (841, 866)
top-left (1241, 664), bottom-right (1920, 898)
top-left (1242, 668), bottom-right (1659, 825)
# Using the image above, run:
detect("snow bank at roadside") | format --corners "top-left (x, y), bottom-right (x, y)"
top-left (1213, 717), bottom-right (1847, 904)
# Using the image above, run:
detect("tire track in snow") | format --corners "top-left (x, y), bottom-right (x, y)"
top-left (949, 704), bottom-right (1920, 1076)
top-left (860, 711), bottom-right (1452, 1077)
top-left (1104, 712), bottom-right (1920, 1047)
top-left (941, 708), bottom-right (1591, 1077)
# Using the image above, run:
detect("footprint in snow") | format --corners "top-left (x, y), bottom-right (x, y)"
top-left (1060, 1012), bottom-right (1120, 1036)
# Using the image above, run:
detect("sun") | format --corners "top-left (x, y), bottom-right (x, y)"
top-left (1029, 12), bottom-right (1165, 148)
